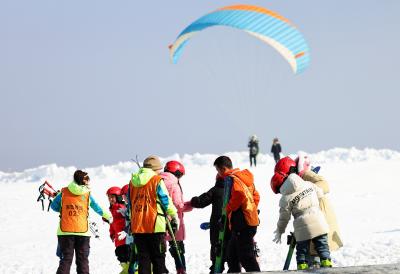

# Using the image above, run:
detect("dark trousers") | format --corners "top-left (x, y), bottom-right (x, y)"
top-left (226, 228), bottom-right (260, 273)
top-left (115, 244), bottom-right (131, 263)
top-left (134, 233), bottom-right (167, 274)
top-left (168, 240), bottom-right (186, 270)
top-left (249, 155), bottom-right (257, 167)
top-left (56, 235), bottom-right (90, 274)
top-left (274, 155), bottom-right (280, 164)
top-left (296, 234), bottom-right (331, 264)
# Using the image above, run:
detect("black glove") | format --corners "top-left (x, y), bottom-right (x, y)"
top-left (102, 217), bottom-right (110, 224)
top-left (170, 217), bottom-right (178, 233)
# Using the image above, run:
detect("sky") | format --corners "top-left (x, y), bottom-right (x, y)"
top-left (1, 1), bottom-right (399, 171)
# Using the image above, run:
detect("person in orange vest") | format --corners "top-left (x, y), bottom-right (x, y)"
top-left (50, 170), bottom-right (112, 274)
top-left (214, 156), bottom-right (261, 272)
top-left (129, 155), bottom-right (178, 274)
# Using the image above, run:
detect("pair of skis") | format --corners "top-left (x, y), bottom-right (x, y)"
top-left (213, 177), bottom-right (233, 273)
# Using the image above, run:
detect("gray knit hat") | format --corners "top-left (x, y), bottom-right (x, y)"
top-left (143, 155), bottom-right (163, 171)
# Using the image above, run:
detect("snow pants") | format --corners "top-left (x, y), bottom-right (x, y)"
top-left (226, 227), bottom-right (260, 273)
top-left (115, 244), bottom-right (131, 263)
top-left (56, 235), bottom-right (90, 274)
top-left (296, 234), bottom-right (331, 264)
top-left (134, 233), bottom-right (167, 274)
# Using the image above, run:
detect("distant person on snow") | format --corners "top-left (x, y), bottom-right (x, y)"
top-left (295, 152), bottom-right (343, 267)
top-left (129, 155), bottom-right (178, 274)
top-left (160, 160), bottom-right (192, 274)
top-left (270, 157), bottom-right (332, 270)
top-left (271, 138), bottom-right (282, 163)
top-left (215, 156), bottom-right (261, 272)
top-left (248, 135), bottom-right (259, 167)
top-left (186, 175), bottom-right (230, 273)
top-left (50, 170), bottom-right (112, 274)
top-left (106, 186), bottom-right (131, 274)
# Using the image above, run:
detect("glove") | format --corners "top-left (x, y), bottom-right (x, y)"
top-left (117, 231), bottom-right (127, 241)
top-left (183, 201), bottom-right (193, 212)
top-left (103, 216), bottom-right (113, 224)
top-left (102, 217), bottom-right (109, 224)
top-left (273, 230), bottom-right (282, 244)
top-left (170, 217), bottom-right (179, 234)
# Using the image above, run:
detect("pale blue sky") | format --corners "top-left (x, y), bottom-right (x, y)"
top-left (1, 1), bottom-right (399, 171)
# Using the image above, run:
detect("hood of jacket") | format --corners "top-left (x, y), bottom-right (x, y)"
top-left (159, 172), bottom-right (178, 188)
top-left (280, 173), bottom-right (304, 195)
top-left (131, 168), bottom-right (157, 188)
top-left (67, 181), bottom-right (90, 195)
top-left (227, 168), bottom-right (254, 187)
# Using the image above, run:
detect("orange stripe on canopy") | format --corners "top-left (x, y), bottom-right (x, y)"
top-left (295, 52), bottom-right (305, 59)
top-left (218, 4), bottom-right (292, 25)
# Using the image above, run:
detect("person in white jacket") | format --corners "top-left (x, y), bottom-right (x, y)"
top-left (271, 164), bottom-right (332, 270)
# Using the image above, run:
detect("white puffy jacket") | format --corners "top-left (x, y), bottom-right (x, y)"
top-left (276, 173), bottom-right (329, 241)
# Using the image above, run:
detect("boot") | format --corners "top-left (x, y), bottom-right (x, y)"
top-left (120, 262), bottom-right (129, 274)
top-left (297, 262), bottom-right (309, 270)
top-left (320, 258), bottom-right (333, 268)
top-left (176, 267), bottom-right (186, 274)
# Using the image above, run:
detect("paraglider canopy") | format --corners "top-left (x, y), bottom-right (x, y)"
top-left (169, 4), bottom-right (310, 74)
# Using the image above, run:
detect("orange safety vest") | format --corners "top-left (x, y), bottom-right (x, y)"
top-left (130, 175), bottom-right (162, 233)
top-left (60, 187), bottom-right (90, 233)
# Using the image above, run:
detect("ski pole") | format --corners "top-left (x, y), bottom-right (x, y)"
top-left (159, 203), bottom-right (185, 270)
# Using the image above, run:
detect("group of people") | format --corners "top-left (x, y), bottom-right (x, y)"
top-left (248, 135), bottom-right (282, 167)
top-left (50, 153), bottom-right (342, 274)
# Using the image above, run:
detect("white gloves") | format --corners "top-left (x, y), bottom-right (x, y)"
top-left (117, 231), bottom-right (127, 241)
top-left (273, 230), bottom-right (282, 244)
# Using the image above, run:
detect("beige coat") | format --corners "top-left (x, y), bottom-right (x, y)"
top-left (277, 173), bottom-right (329, 242)
top-left (302, 170), bottom-right (343, 252)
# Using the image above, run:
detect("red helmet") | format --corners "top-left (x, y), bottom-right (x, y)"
top-left (164, 160), bottom-right (185, 178)
top-left (121, 184), bottom-right (129, 196)
top-left (270, 172), bottom-right (287, 194)
top-left (106, 186), bottom-right (121, 196)
top-left (274, 156), bottom-right (297, 176)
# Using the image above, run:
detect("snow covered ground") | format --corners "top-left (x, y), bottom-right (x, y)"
top-left (1, 147), bottom-right (400, 273)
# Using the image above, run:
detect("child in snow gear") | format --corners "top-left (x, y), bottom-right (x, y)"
top-left (50, 170), bottom-right (112, 274)
top-left (121, 183), bottom-right (138, 274)
top-left (248, 135), bottom-right (259, 167)
top-left (271, 137), bottom-right (282, 163)
top-left (215, 156), bottom-right (261, 273)
top-left (295, 152), bottom-right (343, 266)
top-left (106, 186), bottom-right (131, 274)
top-left (188, 174), bottom-right (230, 273)
top-left (161, 160), bottom-right (192, 274)
top-left (271, 158), bottom-right (332, 270)
top-left (130, 155), bottom-right (178, 274)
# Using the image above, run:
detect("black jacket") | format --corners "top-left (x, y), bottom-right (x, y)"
top-left (248, 141), bottom-right (259, 156)
top-left (190, 179), bottom-right (226, 246)
top-left (271, 143), bottom-right (282, 158)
